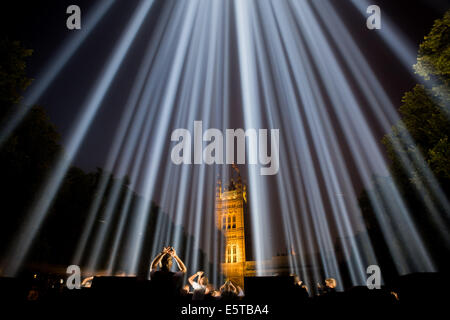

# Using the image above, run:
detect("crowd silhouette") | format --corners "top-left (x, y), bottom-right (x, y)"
top-left (2, 245), bottom-right (447, 318)
top-left (148, 246), bottom-right (342, 302)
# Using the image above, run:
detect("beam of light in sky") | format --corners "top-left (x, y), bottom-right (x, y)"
top-left (216, 1), bottom-right (231, 288)
top-left (0, 0), bottom-right (115, 147)
top-left (267, 0), bottom-right (378, 285)
top-left (105, 186), bottom-right (133, 275)
top-left (206, 7), bottom-right (231, 286)
top-left (290, 0), bottom-right (435, 274)
top-left (4, 0), bottom-right (448, 288)
top-left (293, 2), bottom-right (415, 276)
top-left (164, 0), bottom-right (227, 281)
top-left (233, 0), bottom-right (273, 275)
top-left (253, 2), bottom-right (339, 286)
top-left (247, 0), bottom-right (344, 287)
top-left (217, 1), bottom-right (232, 220)
top-left (74, 0), bottom-right (178, 273)
top-left (107, 1), bottom-right (188, 272)
top-left (187, 0), bottom-right (221, 275)
top-left (150, 0), bottom-right (212, 276)
top-left (250, 0), bottom-right (310, 285)
top-left (350, 0), bottom-right (417, 68)
top-left (169, 1), bottom-right (211, 259)
top-left (174, 57), bottom-right (211, 276)
top-left (314, 0), bottom-right (449, 241)
top-left (123, 0), bottom-right (199, 274)
top-left (2, 0), bottom-right (155, 277)
top-left (350, 0), bottom-right (450, 116)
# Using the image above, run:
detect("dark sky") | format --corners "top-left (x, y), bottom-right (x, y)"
top-left (0, 0), bottom-right (448, 256)
top-left (0, 0), bottom-right (446, 171)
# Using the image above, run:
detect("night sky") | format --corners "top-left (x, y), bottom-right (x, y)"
top-left (0, 0), bottom-right (446, 171)
top-left (1, 0), bottom-right (448, 256)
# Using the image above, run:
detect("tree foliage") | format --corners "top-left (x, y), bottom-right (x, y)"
top-left (0, 39), bottom-right (33, 121)
top-left (0, 40), bottom-right (209, 273)
top-left (414, 10), bottom-right (450, 105)
top-left (360, 10), bottom-right (450, 275)
top-left (0, 40), bottom-right (61, 257)
top-left (383, 10), bottom-right (450, 190)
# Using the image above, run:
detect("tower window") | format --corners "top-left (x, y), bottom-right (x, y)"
top-left (232, 245), bottom-right (237, 263)
top-left (232, 215), bottom-right (236, 229)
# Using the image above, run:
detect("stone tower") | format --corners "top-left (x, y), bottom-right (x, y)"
top-left (215, 165), bottom-right (247, 288)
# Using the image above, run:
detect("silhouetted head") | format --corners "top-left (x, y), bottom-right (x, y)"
top-left (211, 290), bottom-right (220, 297)
top-left (222, 280), bottom-right (233, 292)
top-left (293, 275), bottom-right (302, 285)
top-left (205, 284), bottom-right (214, 294)
top-left (200, 274), bottom-right (209, 286)
top-left (325, 278), bottom-right (337, 289)
top-left (181, 285), bottom-right (190, 294)
top-left (160, 254), bottom-right (173, 271)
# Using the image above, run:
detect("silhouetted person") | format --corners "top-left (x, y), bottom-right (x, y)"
top-left (236, 285), bottom-right (245, 299)
top-left (180, 284), bottom-right (192, 301)
top-left (209, 289), bottom-right (221, 300)
top-left (317, 278), bottom-right (337, 296)
top-left (188, 271), bottom-right (209, 300)
top-left (293, 275), bottom-right (309, 300)
top-left (181, 284), bottom-right (191, 295)
top-left (204, 284), bottom-right (219, 301)
top-left (220, 280), bottom-right (238, 300)
top-left (150, 247), bottom-right (187, 299)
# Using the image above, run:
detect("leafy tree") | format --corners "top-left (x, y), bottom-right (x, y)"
top-left (411, 10), bottom-right (450, 182)
top-left (0, 39), bottom-right (33, 121)
top-left (0, 40), bottom-right (61, 258)
top-left (361, 10), bottom-right (450, 275)
top-left (384, 10), bottom-right (450, 190)
top-left (414, 10), bottom-right (450, 107)
top-left (0, 40), bottom-right (214, 276)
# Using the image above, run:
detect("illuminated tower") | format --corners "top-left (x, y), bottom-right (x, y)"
top-left (215, 165), bottom-right (247, 288)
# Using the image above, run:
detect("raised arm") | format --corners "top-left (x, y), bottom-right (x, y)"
top-left (170, 248), bottom-right (187, 273)
top-left (150, 247), bottom-right (169, 271)
top-left (229, 281), bottom-right (237, 294)
top-left (188, 272), bottom-right (200, 286)
top-left (236, 285), bottom-right (244, 297)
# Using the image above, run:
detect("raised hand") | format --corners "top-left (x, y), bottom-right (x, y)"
top-left (162, 247), bottom-right (170, 254)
